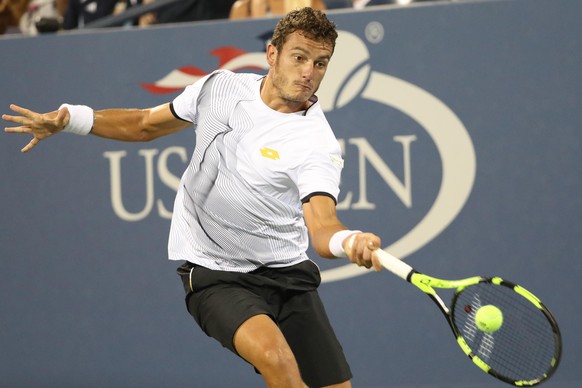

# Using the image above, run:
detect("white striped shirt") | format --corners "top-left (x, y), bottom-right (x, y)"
top-left (168, 70), bottom-right (343, 272)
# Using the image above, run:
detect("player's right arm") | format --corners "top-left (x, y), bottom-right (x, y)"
top-left (2, 102), bottom-right (190, 153)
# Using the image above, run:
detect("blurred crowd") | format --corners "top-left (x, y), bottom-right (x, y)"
top-left (0, 0), bottom-right (437, 36)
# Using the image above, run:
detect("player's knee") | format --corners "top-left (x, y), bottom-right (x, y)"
top-left (259, 345), bottom-right (297, 372)
top-left (257, 348), bottom-right (305, 388)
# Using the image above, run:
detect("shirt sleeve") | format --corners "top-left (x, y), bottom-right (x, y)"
top-left (296, 134), bottom-right (343, 203)
top-left (171, 72), bottom-right (217, 123)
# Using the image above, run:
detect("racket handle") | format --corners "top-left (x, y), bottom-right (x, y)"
top-left (374, 249), bottom-right (414, 280)
top-left (345, 234), bottom-right (413, 279)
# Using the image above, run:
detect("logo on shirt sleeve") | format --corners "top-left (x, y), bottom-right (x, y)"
top-left (329, 153), bottom-right (344, 168)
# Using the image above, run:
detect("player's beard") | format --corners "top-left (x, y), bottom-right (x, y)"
top-left (271, 60), bottom-right (319, 106)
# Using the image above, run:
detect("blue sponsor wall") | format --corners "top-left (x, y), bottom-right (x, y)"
top-left (1, 0), bottom-right (581, 386)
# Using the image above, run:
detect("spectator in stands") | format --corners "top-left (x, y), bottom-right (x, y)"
top-left (0, 0), bottom-right (28, 34)
top-left (19, 0), bottom-right (62, 34)
top-left (138, 0), bottom-right (237, 26)
top-left (63, 0), bottom-right (140, 29)
top-left (230, 0), bottom-right (326, 20)
top-left (2, 0), bottom-right (67, 36)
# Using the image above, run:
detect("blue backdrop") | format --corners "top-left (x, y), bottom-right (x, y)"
top-left (1, 0), bottom-right (581, 386)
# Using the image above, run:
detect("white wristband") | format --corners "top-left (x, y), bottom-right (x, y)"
top-left (329, 230), bottom-right (361, 257)
top-left (59, 104), bottom-right (94, 135)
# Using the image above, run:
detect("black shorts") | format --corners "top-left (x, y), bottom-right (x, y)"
top-left (177, 260), bottom-right (352, 387)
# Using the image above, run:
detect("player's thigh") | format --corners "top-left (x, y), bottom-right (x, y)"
top-left (186, 283), bottom-right (270, 353)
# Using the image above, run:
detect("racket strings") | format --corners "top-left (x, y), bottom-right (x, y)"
top-left (452, 282), bottom-right (559, 383)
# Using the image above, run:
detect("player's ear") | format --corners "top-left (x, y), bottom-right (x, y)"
top-left (266, 43), bottom-right (277, 67)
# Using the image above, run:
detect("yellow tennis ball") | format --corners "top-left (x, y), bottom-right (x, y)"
top-left (475, 305), bottom-right (503, 333)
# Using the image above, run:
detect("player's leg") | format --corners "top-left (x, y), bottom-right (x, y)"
top-left (279, 289), bottom-right (353, 388)
top-left (233, 314), bottom-right (307, 388)
top-left (178, 262), bottom-right (307, 387)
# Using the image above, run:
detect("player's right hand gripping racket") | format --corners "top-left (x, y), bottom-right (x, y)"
top-left (375, 249), bottom-right (562, 386)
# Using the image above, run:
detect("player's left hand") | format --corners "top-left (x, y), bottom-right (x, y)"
top-left (3, 104), bottom-right (68, 153)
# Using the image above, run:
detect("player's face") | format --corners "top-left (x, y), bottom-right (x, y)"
top-left (266, 31), bottom-right (333, 110)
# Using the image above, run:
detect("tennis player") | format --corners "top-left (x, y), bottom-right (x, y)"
top-left (3, 7), bottom-right (382, 388)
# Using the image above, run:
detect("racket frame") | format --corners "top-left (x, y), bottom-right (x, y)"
top-left (375, 248), bottom-right (562, 386)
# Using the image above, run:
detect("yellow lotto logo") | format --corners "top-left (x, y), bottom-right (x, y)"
top-left (260, 147), bottom-right (280, 160)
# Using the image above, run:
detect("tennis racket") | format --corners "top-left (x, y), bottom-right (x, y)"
top-left (375, 249), bottom-right (561, 386)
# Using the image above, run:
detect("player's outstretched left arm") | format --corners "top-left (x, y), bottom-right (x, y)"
top-left (3, 102), bottom-right (190, 153)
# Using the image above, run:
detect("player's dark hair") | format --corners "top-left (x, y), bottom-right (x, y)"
top-left (271, 7), bottom-right (338, 53)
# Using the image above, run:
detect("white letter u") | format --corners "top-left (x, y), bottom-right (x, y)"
top-left (103, 149), bottom-right (158, 222)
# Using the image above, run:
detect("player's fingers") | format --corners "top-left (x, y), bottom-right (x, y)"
top-left (359, 236), bottom-right (381, 270)
top-left (9, 104), bottom-right (36, 118)
top-left (370, 246), bottom-right (383, 272)
top-left (2, 113), bottom-right (31, 127)
top-left (4, 125), bottom-right (32, 134)
top-left (6, 105), bottom-right (61, 130)
top-left (351, 236), bottom-right (370, 268)
top-left (21, 137), bottom-right (39, 153)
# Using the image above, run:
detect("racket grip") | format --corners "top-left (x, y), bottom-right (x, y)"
top-left (374, 249), bottom-right (414, 280)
